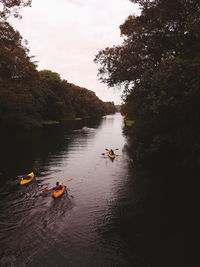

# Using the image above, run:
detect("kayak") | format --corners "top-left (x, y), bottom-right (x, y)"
top-left (20, 172), bottom-right (35, 185)
top-left (108, 153), bottom-right (116, 159)
top-left (52, 183), bottom-right (65, 198)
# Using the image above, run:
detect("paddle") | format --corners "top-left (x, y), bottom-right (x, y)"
top-left (102, 148), bottom-right (119, 156)
top-left (67, 178), bottom-right (73, 182)
top-left (41, 178), bottom-right (73, 193)
top-left (42, 188), bottom-right (50, 193)
top-left (105, 148), bottom-right (119, 151)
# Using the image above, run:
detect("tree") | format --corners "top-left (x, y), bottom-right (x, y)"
top-left (0, 21), bottom-right (40, 128)
top-left (38, 70), bottom-right (68, 120)
top-left (0, 21), bottom-right (37, 83)
top-left (0, 0), bottom-right (31, 19)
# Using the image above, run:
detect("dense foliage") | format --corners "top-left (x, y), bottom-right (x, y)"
top-left (0, 21), bottom-right (116, 129)
top-left (0, 0), bottom-right (31, 19)
top-left (95, 0), bottom-right (200, 166)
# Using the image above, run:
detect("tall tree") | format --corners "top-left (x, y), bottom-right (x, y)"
top-left (0, 21), bottom-right (36, 82)
top-left (0, 21), bottom-right (39, 128)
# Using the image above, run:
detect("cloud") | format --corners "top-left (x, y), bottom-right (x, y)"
top-left (10, 0), bottom-right (139, 104)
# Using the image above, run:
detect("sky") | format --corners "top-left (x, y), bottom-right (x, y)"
top-left (9, 0), bottom-right (139, 104)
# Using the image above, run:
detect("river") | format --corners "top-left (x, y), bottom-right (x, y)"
top-left (0, 113), bottom-right (198, 267)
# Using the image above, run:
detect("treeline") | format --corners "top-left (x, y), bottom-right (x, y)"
top-left (0, 20), bottom-right (116, 129)
top-left (95, 0), bottom-right (200, 167)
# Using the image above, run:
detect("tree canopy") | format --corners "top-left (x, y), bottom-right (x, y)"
top-left (0, 21), bottom-right (116, 129)
top-left (0, 0), bottom-right (31, 19)
top-left (95, 0), bottom-right (200, 166)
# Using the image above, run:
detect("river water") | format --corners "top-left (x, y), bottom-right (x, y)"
top-left (0, 113), bottom-right (198, 267)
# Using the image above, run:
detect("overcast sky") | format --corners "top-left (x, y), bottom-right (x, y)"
top-left (9, 0), bottom-right (139, 104)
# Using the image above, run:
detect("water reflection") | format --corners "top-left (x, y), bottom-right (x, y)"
top-left (0, 117), bottom-right (102, 181)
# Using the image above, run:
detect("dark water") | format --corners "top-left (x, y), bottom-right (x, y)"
top-left (0, 113), bottom-right (199, 267)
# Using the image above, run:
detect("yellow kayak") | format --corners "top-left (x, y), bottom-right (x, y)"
top-left (108, 153), bottom-right (116, 159)
top-left (52, 183), bottom-right (65, 198)
top-left (19, 172), bottom-right (35, 185)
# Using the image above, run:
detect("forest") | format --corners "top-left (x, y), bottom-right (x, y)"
top-left (0, 1), bottom-right (116, 130)
top-left (95, 0), bottom-right (200, 167)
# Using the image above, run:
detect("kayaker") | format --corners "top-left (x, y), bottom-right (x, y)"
top-left (19, 174), bottom-right (30, 180)
top-left (24, 174), bottom-right (31, 180)
top-left (109, 149), bottom-right (114, 155)
top-left (53, 181), bottom-right (62, 190)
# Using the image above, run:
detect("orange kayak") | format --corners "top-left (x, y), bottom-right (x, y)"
top-left (52, 183), bottom-right (65, 198)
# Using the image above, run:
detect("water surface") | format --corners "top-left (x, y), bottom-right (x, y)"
top-left (0, 113), bottom-right (134, 266)
top-left (0, 113), bottom-right (198, 267)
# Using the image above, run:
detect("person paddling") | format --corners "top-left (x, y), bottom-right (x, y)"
top-left (19, 174), bottom-right (31, 180)
top-left (52, 181), bottom-right (62, 191)
top-left (109, 149), bottom-right (114, 155)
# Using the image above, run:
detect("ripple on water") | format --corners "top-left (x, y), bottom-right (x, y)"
top-left (0, 184), bottom-right (74, 266)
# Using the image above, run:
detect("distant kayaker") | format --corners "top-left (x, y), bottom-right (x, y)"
top-left (53, 181), bottom-right (62, 190)
top-left (109, 149), bottom-right (114, 155)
